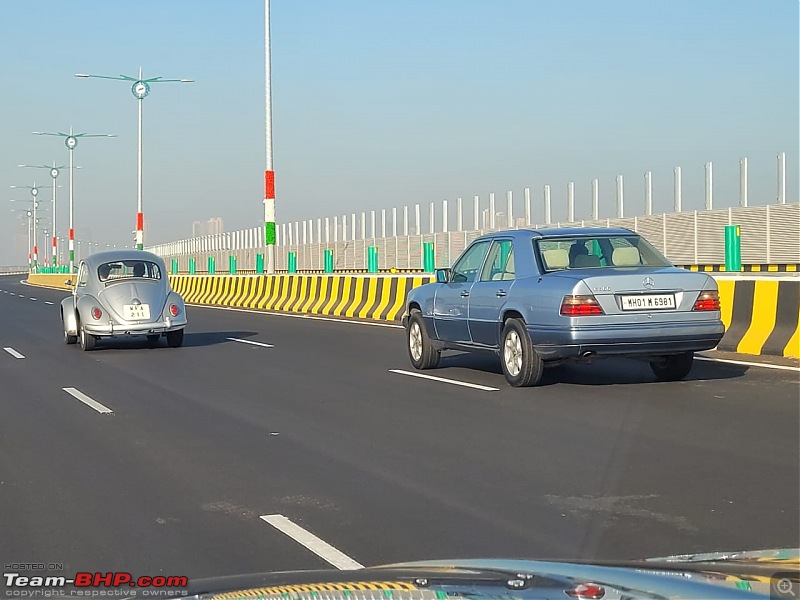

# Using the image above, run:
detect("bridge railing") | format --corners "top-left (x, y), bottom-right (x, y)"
top-left (148, 202), bottom-right (799, 272)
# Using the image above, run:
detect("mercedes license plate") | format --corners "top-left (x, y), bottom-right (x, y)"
top-left (620, 294), bottom-right (675, 311)
top-left (123, 304), bottom-right (150, 320)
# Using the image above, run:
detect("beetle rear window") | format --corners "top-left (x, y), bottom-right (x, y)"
top-left (98, 260), bottom-right (162, 282)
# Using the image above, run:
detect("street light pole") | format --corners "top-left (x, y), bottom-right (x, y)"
top-left (75, 69), bottom-right (193, 250)
top-left (19, 162), bottom-right (73, 267)
top-left (264, 0), bottom-right (276, 274)
top-left (10, 184), bottom-right (51, 272)
top-left (33, 128), bottom-right (115, 273)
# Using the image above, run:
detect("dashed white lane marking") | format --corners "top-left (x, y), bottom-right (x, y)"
top-left (29, 297), bottom-right (37, 301)
top-left (3, 347), bottom-right (24, 359)
top-left (389, 368), bottom-right (500, 391)
top-left (696, 356), bottom-right (799, 372)
top-left (62, 387), bottom-right (113, 414)
top-left (44, 301), bottom-right (54, 305)
top-left (260, 514), bottom-right (364, 570)
top-left (226, 337), bottom-right (274, 348)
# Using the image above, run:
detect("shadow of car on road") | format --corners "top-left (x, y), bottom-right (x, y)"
top-left (86, 331), bottom-right (259, 350)
top-left (436, 350), bottom-right (748, 386)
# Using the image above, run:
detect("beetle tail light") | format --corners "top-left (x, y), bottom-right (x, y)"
top-left (560, 295), bottom-right (604, 316)
top-left (693, 290), bottom-right (720, 311)
top-left (169, 304), bottom-right (179, 317)
top-left (91, 306), bottom-right (102, 320)
top-left (565, 583), bottom-right (605, 599)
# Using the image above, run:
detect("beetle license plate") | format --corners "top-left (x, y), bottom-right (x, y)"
top-left (620, 294), bottom-right (675, 311)
top-left (123, 304), bottom-right (150, 320)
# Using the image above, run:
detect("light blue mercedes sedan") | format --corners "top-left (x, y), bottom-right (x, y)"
top-left (402, 227), bottom-right (725, 387)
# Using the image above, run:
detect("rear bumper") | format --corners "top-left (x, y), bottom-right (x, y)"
top-left (528, 320), bottom-right (725, 360)
top-left (83, 318), bottom-right (187, 337)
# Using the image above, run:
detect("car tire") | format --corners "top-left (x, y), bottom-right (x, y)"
top-left (407, 311), bottom-right (440, 370)
top-left (650, 352), bottom-right (694, 381)
top-left (146, 334), bottom-right (161, 348)
top-left (79, 326), bottom-right (96, 352)
top-left (500, 318), bottom-right (544, 387)
top-left (166, 329), bottom-right (184, 348)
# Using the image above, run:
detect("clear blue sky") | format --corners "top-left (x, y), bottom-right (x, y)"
top-left (0, 0), bottom-right (797, 264)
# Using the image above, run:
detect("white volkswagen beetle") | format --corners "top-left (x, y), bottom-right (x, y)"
top-left (61, 250), bottom-right (187, 351)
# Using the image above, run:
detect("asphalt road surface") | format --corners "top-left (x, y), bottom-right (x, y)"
top-left (1, 274), bottom-right (798, 586)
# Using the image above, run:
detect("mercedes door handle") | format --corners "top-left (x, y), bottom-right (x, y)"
top-left (496, 290), bottom-right (507, 297)
top-left (461, 291), bottom-right (470, 297)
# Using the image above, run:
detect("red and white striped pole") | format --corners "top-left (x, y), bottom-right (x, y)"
top-left (264, 0), bottom-right (276, 273)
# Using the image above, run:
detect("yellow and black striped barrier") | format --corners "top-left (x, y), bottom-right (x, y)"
top-left (716, 278), bottom-right (799, 358)
top-left (679, 264), bottom-right (799, 272)
top-left (169, 274), bottom-right (433, 323)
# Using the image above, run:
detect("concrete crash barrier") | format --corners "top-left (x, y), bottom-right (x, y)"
top-left (169, 274), bottom-right (434, 322)
top-left (25, 272), bottom-right (798, 357)
top-left (716, 278), bottom-right (799, 358)
top-left (26, 273), bottom-right (74, 290)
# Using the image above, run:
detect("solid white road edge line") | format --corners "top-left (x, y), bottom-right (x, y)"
top-left (389, 368), bottom-right (500, 391)
top-left (260, 514), bottom-right (364, 570)
top-left (189, 304), bottom-right (404, 329)
top-left (227, 337), bottom-right (274, 348)
top-left (696, 356), bottom-right (799, 372)
top-left (3, 347), bottom-right (25, 359)
top-left (62, 387), bottom-right (113, 414)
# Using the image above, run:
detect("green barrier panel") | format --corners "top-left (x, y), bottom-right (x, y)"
top-left (229, 255), bottom-right (237, 274)
top-left (423, 242), bottom-right (435, 272)
top-left (171, 259), bottom-right (179, 275)
top-left (367, 246), bottom-right (379, 273)
top-left (324, 249), bottom-right (334, 273)
top-left (288, 251), bottom-right (297, 273)
top-left (208, 256), bottom-right (215, 275)
top-left (188, 258), bottom-right (196, 275)
top-left (725, 225), bottom-right (741, 272)
top-left (256, 253), bottom-right (264, 274)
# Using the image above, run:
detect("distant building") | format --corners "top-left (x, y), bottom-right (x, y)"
top-left (192, 217), bottom-right (224, 237)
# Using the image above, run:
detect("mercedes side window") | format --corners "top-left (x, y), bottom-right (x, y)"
top-left (480, 239), bottom-right (515, 282)
top-left (450, 240), bottom-right (491, 284)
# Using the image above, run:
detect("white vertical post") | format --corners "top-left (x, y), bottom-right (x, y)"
top-left (456, 197), bottom-right (462, 231)
top-left (489, 193), bottom-right (496, 228)
top-left (616, 175), bottom-right (624, 218)
top-left (302, 221), bottom-right (307, 245)
top-left (778, 153), bottom-right (786, 204)
top-left (567, 183), bottom-right (574, 222)
top-left (674, 167), bottom-right (682, 212)
top-left (351, 213), bottom-right (356, 241)
top-left (473, 195), bottom-right (479, 230)
top-left (544, 185), bottom-right (551, 224)
top-left (403, 205), bottom-right (409, 236)
top-left (591, 179), bottom-right (599, 220)
top-left (429, 202), bottom-right (435, 234)
top-left (705, 162), bottom-right (713, 210)
top-left (317, 218), bottom-right (321, 245)
top-left (325, 217), bottom-right (330, 244)
top-left (506, 190), bottom-right (513, 227)
top-left (442, 200), bottom-right (448, 232)
top-left (361, 212), bottom-right (367, 239)
top-left (370, 210), bottom-right (376, 239)
top-left (414, 204), bottom-right (420, 235)
top-left (381, 208), bottom-right (386, 238)
top-left (740, 158), bottom-right (748, 207)
top-left (392, 207), bottom-right (397, 237)
top-left (295, 222), bottom-right (300, 246)
top-left (288, 223), bottom-right (293, 246)
top-left (524, 187), bottom-right (531, 225)
top-left (645, 171), bottom-right (653, 215)
top-left (340, 215), bottom-right (345, 242)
